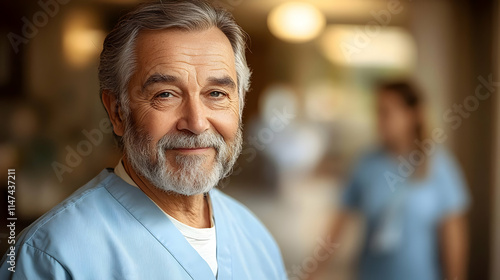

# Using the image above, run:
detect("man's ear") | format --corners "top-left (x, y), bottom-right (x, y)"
top-left (102, 90), bottom-right (125, 137)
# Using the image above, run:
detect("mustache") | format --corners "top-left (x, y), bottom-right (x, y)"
top-left (156, 131), bottom-right (226, 152)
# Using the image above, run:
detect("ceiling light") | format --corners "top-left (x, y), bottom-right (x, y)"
top-left (268, 2), bottom-right (326, 43)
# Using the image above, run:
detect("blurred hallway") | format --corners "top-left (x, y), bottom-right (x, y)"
top-left (0, 0), bottom-right (499, 279)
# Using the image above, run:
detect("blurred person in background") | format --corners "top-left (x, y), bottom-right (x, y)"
top-left (312, 81), bottom-right (470, 280)
top-left (0, 1), bottom-right (286, 279)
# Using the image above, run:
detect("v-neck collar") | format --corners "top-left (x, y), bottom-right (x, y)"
top-left (104, 170), bottom-right (226, 279)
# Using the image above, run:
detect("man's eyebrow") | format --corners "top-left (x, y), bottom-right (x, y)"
top-left (207, 76), bottom-right (236, 90)
top-left (142, 73), bottom-right (178, 91)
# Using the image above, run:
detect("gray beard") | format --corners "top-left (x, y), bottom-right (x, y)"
top-left (122, 120), bottom-right (242, 196)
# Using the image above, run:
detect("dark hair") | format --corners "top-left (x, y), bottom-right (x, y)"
top-left (377, 81), bottom-right (422, 108)
top-left (376, 81), bottom-right (426, 142)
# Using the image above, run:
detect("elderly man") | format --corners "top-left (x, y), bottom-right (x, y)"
top-left (0, 1), bottom-right (286, 279)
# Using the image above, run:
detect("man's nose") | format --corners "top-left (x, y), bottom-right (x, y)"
top-left (176, 96), bottom-right (210, 135)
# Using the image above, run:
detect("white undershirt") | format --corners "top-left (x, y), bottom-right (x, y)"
top-left (114, 160), bottom-right (218, 276)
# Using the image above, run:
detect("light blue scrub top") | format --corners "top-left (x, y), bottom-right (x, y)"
top-left (342, 148), bottom-right (470, 280)
top-left (1, 169), bottom-right (287, 279)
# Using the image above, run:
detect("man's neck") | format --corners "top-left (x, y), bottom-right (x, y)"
top-left (122, 156), bottom-right (211, 229)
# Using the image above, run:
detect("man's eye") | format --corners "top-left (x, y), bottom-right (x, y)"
top-left (209, 91), bottom-right (226, 98)
top-left (157, 92), bottom-right (172, 98)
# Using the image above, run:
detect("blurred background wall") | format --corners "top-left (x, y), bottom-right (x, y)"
top-left (0, 0), bottom-right (498, 279)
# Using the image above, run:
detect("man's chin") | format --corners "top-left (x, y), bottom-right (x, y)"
top-left (165, 148), bottom-right (217, 160)
top-left (149, 163), bottom-right (221, 196)
top-left (166, 158), bottom-right (217, 173)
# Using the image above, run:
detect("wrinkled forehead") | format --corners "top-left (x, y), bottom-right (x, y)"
top-left (133, 27), bottom-right (237, 79)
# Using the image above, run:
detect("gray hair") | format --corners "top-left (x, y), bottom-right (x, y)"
top-left (98, 0), bottom-right (251, 144)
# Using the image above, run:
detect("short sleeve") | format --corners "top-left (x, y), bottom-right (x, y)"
top-left (436, 149), bottom-right (471, 217)
top-left (0, 243), bottom-right (71, 280)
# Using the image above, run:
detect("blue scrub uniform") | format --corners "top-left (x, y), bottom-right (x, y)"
top-left (342, 148), bottom-right (470, 280)
top-left (0, 169), bottom-right (287, 279)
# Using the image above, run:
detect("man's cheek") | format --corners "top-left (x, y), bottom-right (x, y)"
top-left (216, 122), bottom-right (240, 144)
